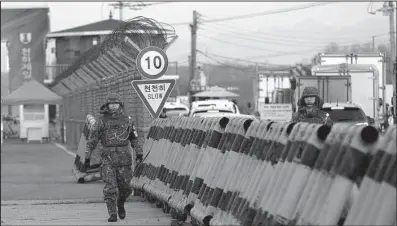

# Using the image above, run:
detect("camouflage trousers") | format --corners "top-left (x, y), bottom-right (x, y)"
top-left (102, 162), bottom-right (133, 216)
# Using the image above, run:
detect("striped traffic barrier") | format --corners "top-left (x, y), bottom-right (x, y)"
top-left (289, 123), bottom-right (353, 225)
top-left (205, 120), bottom-right (261, 225)
top-left (297, 125), bottom-right (363, 225)
top-left (222, 121), bottom-right (279, 225)
top-left (192, 118), bottom-right (255, 225)
top-left (237, 122), bottom-right (297, 226)
top-left (345, 125), bottom-right (396, 225)
top-left (130, 116), bottom-right (396, 226)
top-left (226, 122), bottom-right (291, 225)
top-left (177, 118), bottom-right (219, 215)
top-left (239, 122), bottom-right (302, 226)
top-left (72, 114), bottom-right (101, 183)
top-left (168, 117), bottom-right (206, 209)
top-left (208, 120), bottom-right (264, 225)
top-left (189, 117), bottom-right (233, 221)
top-left (251, 122), bottom-right (313, 226)
top-left (173, 118), bottom-right (213, 213)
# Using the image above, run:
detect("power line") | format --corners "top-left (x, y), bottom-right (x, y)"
top-left (201, 25), bottom-right (388, 48)
top-left (201, 22), bottom-right (390, 43)
top-left (169, 2), bottom-right (338, 26)
top-left (197, 50), bottom-right (282, 66)
top-left (199, 2), bottom-right (337, 24)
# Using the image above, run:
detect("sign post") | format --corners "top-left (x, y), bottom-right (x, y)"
top-left (131, 79), bottom-right (175, 118)
top-left (136, 46), bottom-right (169, 80)
top-left (133, 46), bottom-right (175, 118)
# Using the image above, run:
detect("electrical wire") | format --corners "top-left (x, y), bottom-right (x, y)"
top-left (200, 25), bottom-right (387, 48)
top-left (169, 2), bottom-right (338, 26)
top-left (197, 49), bottom-right (284, 66)
top-left (200, 21), bottom-right (390, 42)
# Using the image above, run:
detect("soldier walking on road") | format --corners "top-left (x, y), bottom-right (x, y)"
top-left (85, 93), bottom-right (143, 222)
top-left (292, 86), bottom-right (333, 126)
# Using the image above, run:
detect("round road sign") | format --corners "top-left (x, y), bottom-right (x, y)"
top-left (136, 46), bottom-right (169, 79)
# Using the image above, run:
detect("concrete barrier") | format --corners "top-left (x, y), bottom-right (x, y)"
top-left (131, 116), bottom-right (396, 226)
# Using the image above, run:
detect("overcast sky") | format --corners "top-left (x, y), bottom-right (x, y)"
top-left (1, 1), bottom-right (394, 69)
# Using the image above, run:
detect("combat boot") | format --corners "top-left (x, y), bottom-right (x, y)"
top-left (117, 199), bottom-right (126, 219)
top-left (108, 214), bottom-right (117, 222)
top-left (105, 199), bottom-right (118, 222)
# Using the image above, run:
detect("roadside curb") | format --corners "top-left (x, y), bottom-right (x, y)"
top-left (53, 142), bottom-right (77, 158)
top-left (1, 196), bottom-right (144, 206)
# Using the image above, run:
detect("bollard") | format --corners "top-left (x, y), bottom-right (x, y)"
top-left (213, 120), bottom-right (273, 226)
top-left (190, 117), bottom-right (232, 223)
top-left (223, 121), bottom-right (279, 225)
top-left (229, 122), bottom-right (290, 225)
top-left (271, 123), bottom-right (332, 226)
top-left (290, 123), bottom-right (353, 225)
top-left (316, 125), bottom-right (379, 225)
top-left (184, 118), bottom-right (223, 213)
top-left (344, 126), bottom-right (396, 225)
top-left (213, 121), bottom-right (271, 224)
top-left (168, 117), bottom-right (205, 209)
top-left (175, 118), bottom-right (212, 213)
top-left (255, 122), bottom-right (313, 226)
top-left (199, 118), bottom-right (255, 225)
top-left (206, 120), bottom-right (260, 225)
top-left (210, 120), bottom-right (268, 226)
top-left (190, 117), bottom-right (239, 222)
top-left (300, 125), bottom-right (360, 225)
top-left (238, 122), bottom-right (297, 226)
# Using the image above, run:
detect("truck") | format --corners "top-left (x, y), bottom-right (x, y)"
top-left (296, 63), bottom-right (382, 127)
top-left (317, 53), bottom-right (387, 120)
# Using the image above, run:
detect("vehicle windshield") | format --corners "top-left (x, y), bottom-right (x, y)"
top-left (321, 107), bottom-right (367, 122)
top-left (192, 110), bottom-right (233, 117)
top-left (164, 107), bottom-right (188, 116)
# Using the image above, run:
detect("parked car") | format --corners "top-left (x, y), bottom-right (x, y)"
top-left (321, 102), bottom-right (369, 126)
top-left (163, 102), bottom-right (190, 117)
top-left (190, 99), bottom-right (240, 115)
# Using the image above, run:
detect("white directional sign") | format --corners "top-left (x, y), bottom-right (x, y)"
top-left (131, 79), bottom-right (176, 118)
top-left (136, 46), bottom-right (169, 79)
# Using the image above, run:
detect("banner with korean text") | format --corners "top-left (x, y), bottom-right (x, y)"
top-left (1, 8), bottom-right (50, 92)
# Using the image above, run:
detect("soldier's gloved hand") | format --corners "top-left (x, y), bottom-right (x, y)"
top-left (84, 157), bottom-right (91, 169)
top-left (136, 154), bottom-right (143, 162)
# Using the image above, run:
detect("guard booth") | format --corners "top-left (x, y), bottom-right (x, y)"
top-left (1, 79), bottom-right (63, 142)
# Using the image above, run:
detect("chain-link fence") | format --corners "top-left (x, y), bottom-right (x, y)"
top-left (50, 17), bottom-right (177, 150)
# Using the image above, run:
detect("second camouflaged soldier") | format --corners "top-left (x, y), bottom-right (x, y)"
top-left (292, 86), bottom-right (333, 126)
top-left (85, 93), bottom-right (143, 222)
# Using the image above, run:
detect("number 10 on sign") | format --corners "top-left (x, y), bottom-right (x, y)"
top-left (136, 46), bottom-right (169, 79)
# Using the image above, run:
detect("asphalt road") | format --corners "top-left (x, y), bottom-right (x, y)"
top-left (1, 139), bottom-right (103, 201)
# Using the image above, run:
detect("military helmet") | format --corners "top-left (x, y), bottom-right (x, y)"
top-left (105, 93), bottom-right (124, 108)
top-left (302, 86), bottom-right (320, 98)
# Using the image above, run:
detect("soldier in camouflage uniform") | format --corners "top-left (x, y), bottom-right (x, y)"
top-left (85, 93), bottom-right (143, 222)
top-left (292, 86), bottom-right (333, 126)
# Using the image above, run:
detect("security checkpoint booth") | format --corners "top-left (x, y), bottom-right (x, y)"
top-left (1, 79), bottom-right (62, 142)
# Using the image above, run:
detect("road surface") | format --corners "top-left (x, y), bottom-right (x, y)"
top-left (0, 139), bottom-right (171, 225)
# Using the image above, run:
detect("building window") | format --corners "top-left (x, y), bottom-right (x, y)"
top-left (93, 37), bottom-right (99, 45)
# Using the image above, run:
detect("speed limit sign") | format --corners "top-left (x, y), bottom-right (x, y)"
top-left (136, 46), bottom-right (169, 79)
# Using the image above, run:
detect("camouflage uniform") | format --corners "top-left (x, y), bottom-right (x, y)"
top-left (292, 86), bottom-right (333, 126)
top-left (85, 93), bottom-right (143, 220)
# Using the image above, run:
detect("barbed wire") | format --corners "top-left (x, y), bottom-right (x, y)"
top-left (53, 16), bottom-right (177, 87)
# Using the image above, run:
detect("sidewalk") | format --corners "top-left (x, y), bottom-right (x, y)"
top-left (1, 198), bottom-right (172, 225)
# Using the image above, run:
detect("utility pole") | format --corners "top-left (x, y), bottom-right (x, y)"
top-left (188, 10), bottom-right (198, 106)
top-left (389, 1), bottom-right (396, 119)
top-left (109, 1), bottom-right (152, 21)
